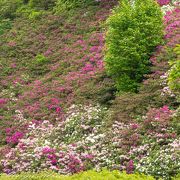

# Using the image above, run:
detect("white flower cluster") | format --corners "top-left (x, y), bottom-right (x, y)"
top-left (160, 72), bottom-right (175, 97)
top-left (161, 0), bottom-right (179, 14)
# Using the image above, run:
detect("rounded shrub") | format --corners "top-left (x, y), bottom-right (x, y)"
top-left (105, 0), bottom-right (163, 92)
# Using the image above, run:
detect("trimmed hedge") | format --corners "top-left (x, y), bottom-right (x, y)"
top-left (0, 170), bottom-right (155, 180)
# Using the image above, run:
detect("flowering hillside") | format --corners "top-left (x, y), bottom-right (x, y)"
top-left (0, 0), bottom-right (179, 179)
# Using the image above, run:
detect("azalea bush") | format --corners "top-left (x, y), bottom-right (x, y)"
top-left (59, 104), bottom-right (108, 143)
top-left (105, 0), bottom-right (163, 92)
top-left (160, 0), bottom-right (180, 14)
top-left (158, 0), bottom-right (171, 6)
top-left (1, 104), bottom-right (108, 174)
top-left (0, 19), bottom-right (11, 35)
top-left (135, 139), bottom-right (180, 179)
top-left (1, 104), bottom-right (179, 179)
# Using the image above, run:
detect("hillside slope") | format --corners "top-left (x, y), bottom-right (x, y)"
top-left (0, 0), bottom-right (179, 179)
top-left (0, 0), bottom-right (116, 143)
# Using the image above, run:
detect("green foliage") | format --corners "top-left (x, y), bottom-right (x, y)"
top-left (135, 144), bottom-right (180, 179)
top-left (60, 104), bottom-right (108, 143)
top-left (29, 0), bottom-right (56, 10)
top-left (0, 170), bottom-right (156, 180)
top-left (0, 19), bottom-right (11, 35)
top-left (16, 5), bottom-right (44, 19)
top-left (0, 0), bottom-right (22, 19)
top-left (54, 0), bottom-right (97, 14)
top-left (28, 10), bottom-right (43, 20)
top-left (168, 44), bottom-right (180, 93)
top-left (29, 54), bottom-right (50, 76)
top-left (0, 0), bottom-right (54, 20)
top-left (172, 173), bottom-right (180, 180)
top-left (105, 0), bottom-right (163, 92)
top-left (171, 106), bottom-right (180, 135)
top-left (35, 54), bottom-right (49, 64)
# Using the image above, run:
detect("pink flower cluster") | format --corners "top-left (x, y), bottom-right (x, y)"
top-left (48, 98), bottom-right (62, 114)
top-left (157, 0), bottom-right (171, 6)
top-left (164, 7), bottom-right (180, 46)
top-left (0, 98), bottom-right (7, 108)
top-left (126, 160), bottom-right (134, 174)
top-left (6, 131), bottom-right (24, 145)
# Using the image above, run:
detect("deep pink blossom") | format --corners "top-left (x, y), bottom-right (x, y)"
top-left (126, 160), bottom-right (134, 174)
top-left (44, 49), bottom-right (53, 57)
top-left (131, 124), bottom-right (139, 130)
top-left (157, 0), bottom-right (171, 6)
top-left (42, 147), bottom-right (55, 154)
top-left (6, 132), bottom-right (24, 145)
top-left (160, 105), bottom-right (170, 113)
top-left (56, 107), bottom-right (61, 113)
top-left (0, 98), bottom-right (7, 108)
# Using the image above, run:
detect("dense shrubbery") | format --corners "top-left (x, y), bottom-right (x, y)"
top-left (0, 0), bottom-right (179, 179)
top-left (16, 5), bottom-right (45, 20)
top-left (1, 104), bottom-right (179, 179)
top-left (108, 3), bottom-right (180, 179)
top-left (0, 0), bottom-right (55, 20)
top-left (54, 0), bottom-right (97, 14)
top-left (0, 19), bottom-right (11, 35)
top-left (0, 0), bottom-right (22, 19)
top-left (105, 0), bottom-right (163, 92)
top-left (29, 0), bottom-right (56, 10)
top-left (168, 45), bottom-right (180, 94)
top-left (0, 170), bottom-right (156, 180)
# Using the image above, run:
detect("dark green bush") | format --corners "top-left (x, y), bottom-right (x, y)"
top-left (0, 19), bottom-right (11, 35)
top-left (0, 0), bottom-right (23, 19)
top-left (105, 0), bottom-right (163, 92)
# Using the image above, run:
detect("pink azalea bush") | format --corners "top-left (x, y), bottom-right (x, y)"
top-left (6, 131), bottom-right (24, 145)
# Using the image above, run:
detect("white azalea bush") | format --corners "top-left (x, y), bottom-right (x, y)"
top-left (135, 139), bottom-right (180, 179)
top-left (59, 104), bottom-right (108, 143)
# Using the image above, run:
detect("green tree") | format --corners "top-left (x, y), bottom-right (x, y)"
top-left (105, 0), bottom-right (163, 92)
